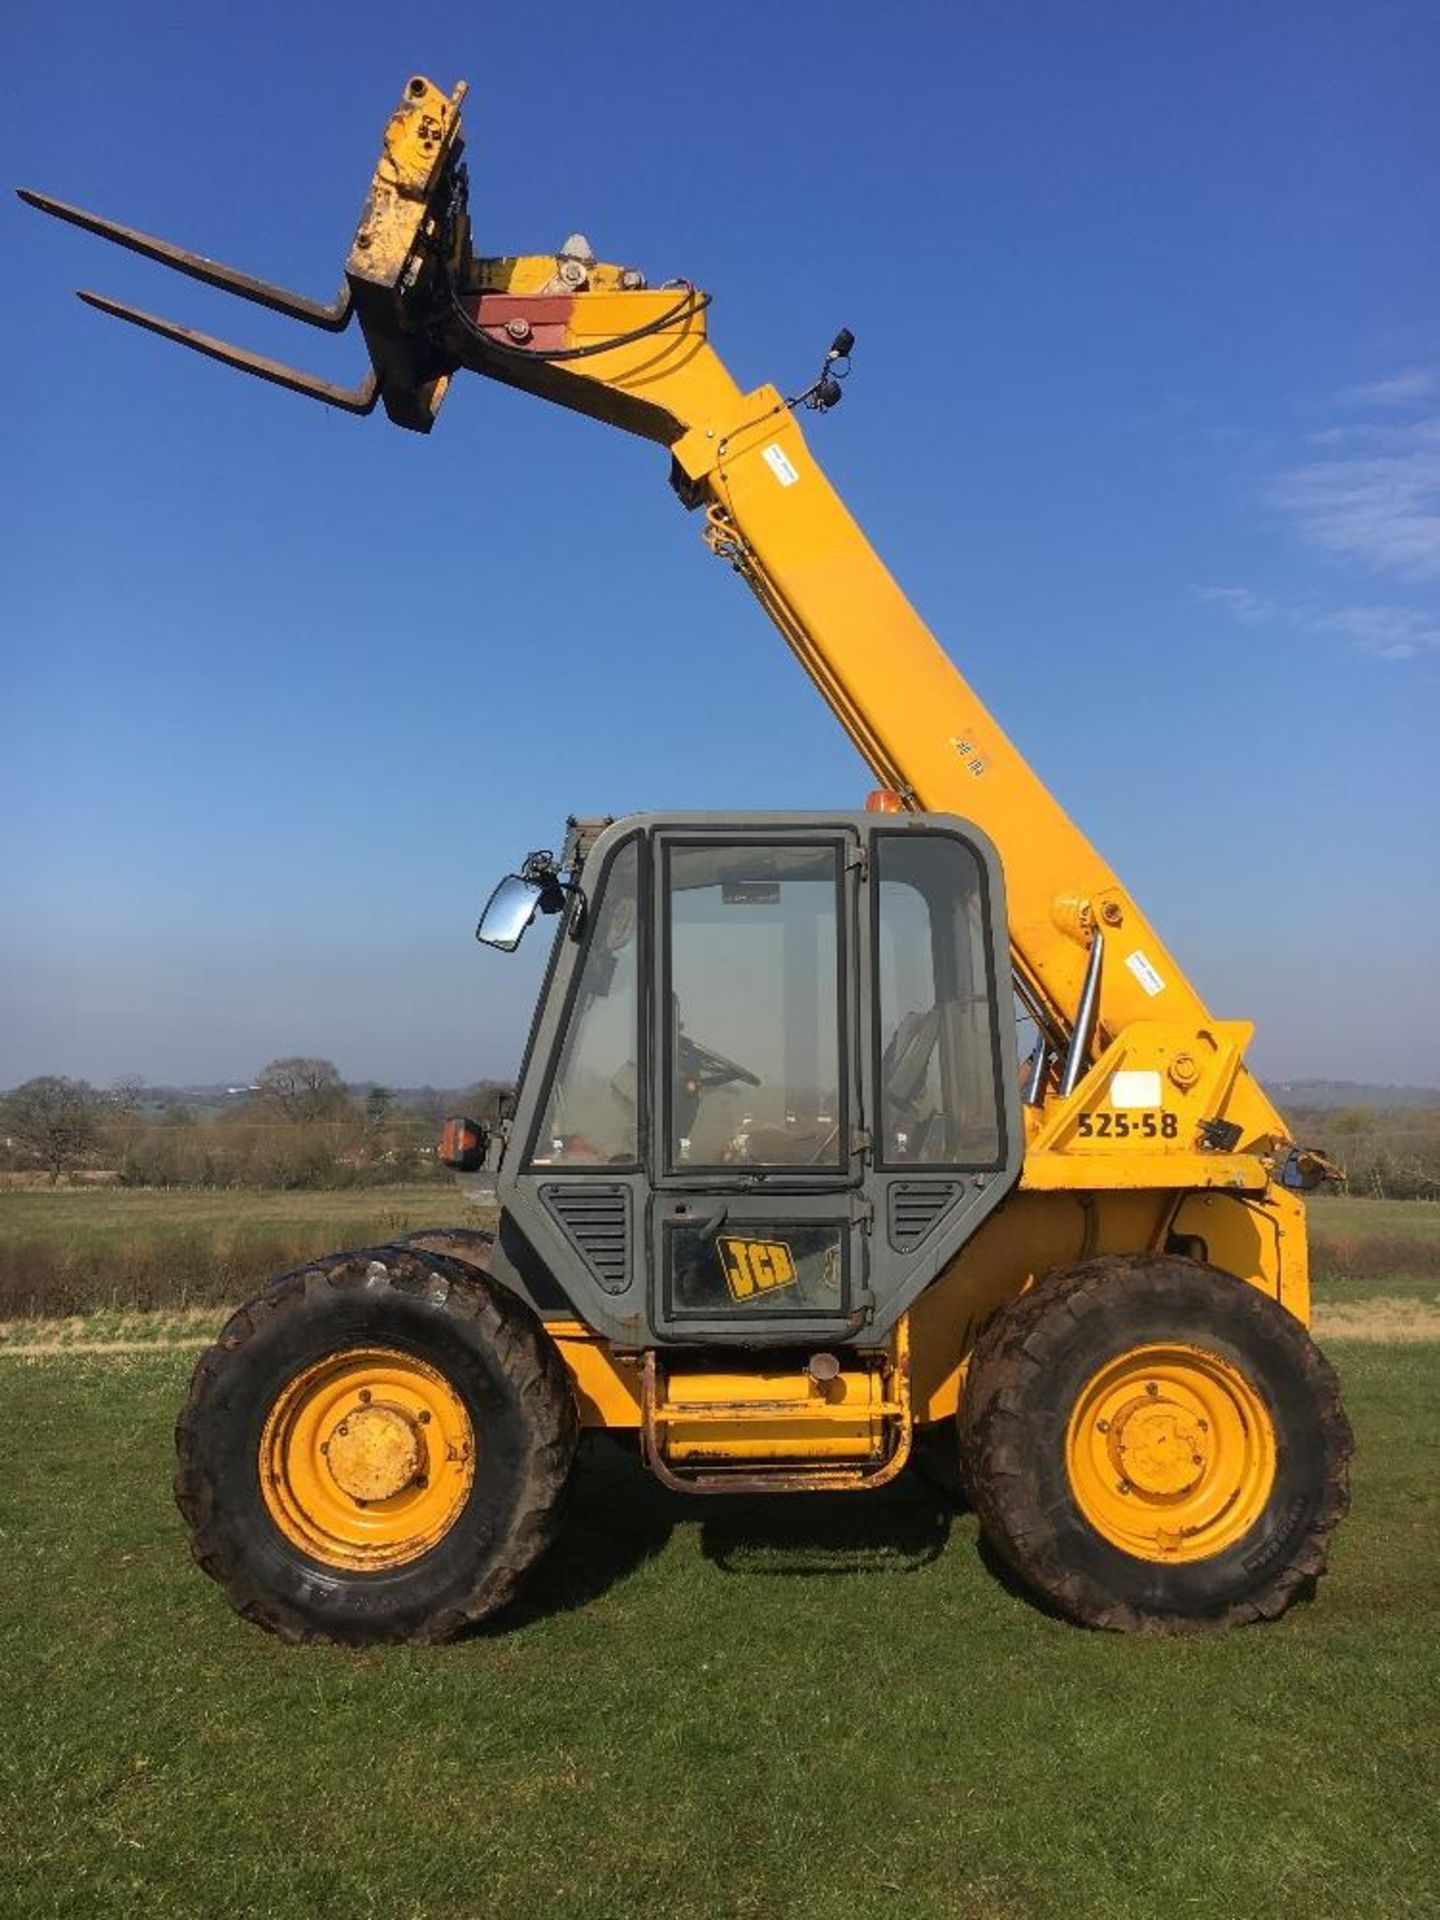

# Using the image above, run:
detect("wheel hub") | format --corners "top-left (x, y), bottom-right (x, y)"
top-left (1106, 1390), bottom-right (1206, 1497)
top-left (1065, 1342), bottom-right (1277, 1563)
top-left (326, 1402), bottom-right (424, 1503)
top-left (258, 1347), bottom-right (476, 1570)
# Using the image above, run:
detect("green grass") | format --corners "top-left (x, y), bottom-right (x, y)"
top-left (1306, 1193), bottom-right (1440, 1283)
top-left (2, 1185), bottom-right (1437, 1321)
top-left (1, 1342), bottom-right (1435, 1919)
top-left (0, 1185), bottom-right (481, 1318)
top-left (0, 1183), bottom-right (478, 1252)
top-left (1313, 1273), bottom-right (1437, 1305)
top-left (1306, 1195), bottom-right (1440, 1238)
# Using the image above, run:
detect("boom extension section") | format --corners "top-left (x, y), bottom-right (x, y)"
top-left (21, 71), bottom-right (1310, 1190)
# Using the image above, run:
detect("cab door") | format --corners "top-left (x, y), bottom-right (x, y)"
top-left (649, 827), bottom-right (868, 1343)
top-left (862, 823), bottom-right (1019, 1310)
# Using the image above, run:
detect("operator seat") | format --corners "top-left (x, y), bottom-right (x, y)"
top-left (880, 1007), bottom-right (944, 1159)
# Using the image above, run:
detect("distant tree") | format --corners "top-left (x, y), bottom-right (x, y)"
top-left (364, 1085), bottom-right (395, 1132)
top-left (253, 1057), bottom-right (350, 1124)
top-left (405, 1085), bottom-right (446, 1128)
top-left (1, 1076), bottom-right (106, 1182)
top-left (109, 1076), bottom-right (146, 1115)
top-left (103, 1076), bottom-right (149, 1166)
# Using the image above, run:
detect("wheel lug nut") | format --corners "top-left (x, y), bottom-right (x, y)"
top-left (1145, 1382), bottom-right (1158, 1396)
top-left (358, 1389), bottom-right (372, 1404)
top-left (1096, 1419), bottom-right (1109, 1433)
top-left (1117, 1481), bottom-right (1131, 1495)
top-left (419, 1411), bottom-right (432, 1425)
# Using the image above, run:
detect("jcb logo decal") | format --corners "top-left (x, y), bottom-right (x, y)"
top-left (718, 1236), bottom-right (797, 1301)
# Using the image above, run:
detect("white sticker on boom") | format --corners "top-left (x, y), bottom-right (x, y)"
top-left (762, 443), bottom-right (800, 487)
top-left (1110, 1070), bottom-right (1163, 1109)
top-left (1124, 950), bottom-right (1165, 998)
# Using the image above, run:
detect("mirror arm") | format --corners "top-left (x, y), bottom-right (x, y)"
top-left (522, 851), bottom-right (587, 934)
top-left (540, 871), bottom-right (588, 937)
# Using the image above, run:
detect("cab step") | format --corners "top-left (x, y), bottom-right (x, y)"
top-left (638, 1325), bottom-right (913, 1494)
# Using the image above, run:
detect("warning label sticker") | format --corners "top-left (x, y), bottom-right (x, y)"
top-left (1124, 950), bottom-right (1166, 998)
top-left (762, 443), bottom-right (800, 487)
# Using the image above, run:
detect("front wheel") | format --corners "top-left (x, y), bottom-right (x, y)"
top-left (960, 1255), bottom-right (1351, 1632)
top-left (175, 1246), bottom-right (578, 1644)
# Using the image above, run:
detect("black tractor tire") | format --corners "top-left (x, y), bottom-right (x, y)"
top-left (959, 1255), bottom-right (1351, 1633)
top-left (175, 1245), bottom-right (578, 1645)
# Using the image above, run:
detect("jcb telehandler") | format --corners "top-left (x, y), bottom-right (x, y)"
top-left (23, 75), bottom-right (1350, 1642)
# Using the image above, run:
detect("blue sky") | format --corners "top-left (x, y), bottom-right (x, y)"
top-left (3, 0), bottom-right (1436, 1089)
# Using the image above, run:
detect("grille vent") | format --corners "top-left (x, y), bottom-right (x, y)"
top-left (540, 1184), bottom-right (631, 1294)
top-left (887, 1180), bottom-right (963, 1252)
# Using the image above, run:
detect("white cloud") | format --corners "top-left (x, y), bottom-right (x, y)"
top-left (1339, 367), bottom-right (1438, 407)
top-left (1269, 419), bottom-right (1440, 581)
top-left (1199, 365), bottom-right (1440, 658)
top-left (1305, 417), bottom-right (1440, 449)
top-left (1193, 586), bottom-right (1286, 625)
top-left (1195, 586), bottom-right (1440, 661)
top-left (1318, 604), bottom-right (1440, 660)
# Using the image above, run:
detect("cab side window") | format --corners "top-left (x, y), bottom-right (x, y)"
top-left (875, 834), bottom-right (1002, 1167)
top-left (533, 840), bottom-right (640, 1165)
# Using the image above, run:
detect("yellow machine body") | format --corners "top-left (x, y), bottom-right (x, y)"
top-left (24, 74), bottom-right (1324, 1496)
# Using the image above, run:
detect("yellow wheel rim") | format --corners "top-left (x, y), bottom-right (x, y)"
top-left (259, 1347), bottom-right (475, 1571)
top-left (1065, 1343), bottom-right (1276, 1563)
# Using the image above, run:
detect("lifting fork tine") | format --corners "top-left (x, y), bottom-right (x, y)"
top-left (17, 189), bottom-right (354, 332)
top-left (76, 291), bottom-right (378, 414)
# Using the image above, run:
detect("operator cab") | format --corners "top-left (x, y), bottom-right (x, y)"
top-left (472, 813), bottom-right (1021, 1346)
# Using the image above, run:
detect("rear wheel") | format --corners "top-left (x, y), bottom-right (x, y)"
top-left (175, 1246), bottom-right (577, 1644)
top-left (960, 1255), bottom-right (1350, 1631)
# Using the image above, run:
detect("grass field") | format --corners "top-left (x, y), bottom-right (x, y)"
top-left (0, 1184), bottom-right (1436, 1321)
top-left (1306, 1195), bottom-right (1440, 1236)
top-left (0, 1335), bottom-right (1435, 1919)
top-left (1306, 1193), bottom-right (1440, 1280)
top-left (0, 1182), bottom-right (482, 1253)
top-left (1, 1189), bottom-right (1436, 1912)
top-left (0, 1184), bottom-right (481, 1317)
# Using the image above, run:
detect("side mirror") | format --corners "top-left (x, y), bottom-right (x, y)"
top-left (476, 874), bottom-right (546, 951)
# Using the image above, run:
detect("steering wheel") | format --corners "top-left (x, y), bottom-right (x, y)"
top-left (677, 1031), bottom-right (762, 1090)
